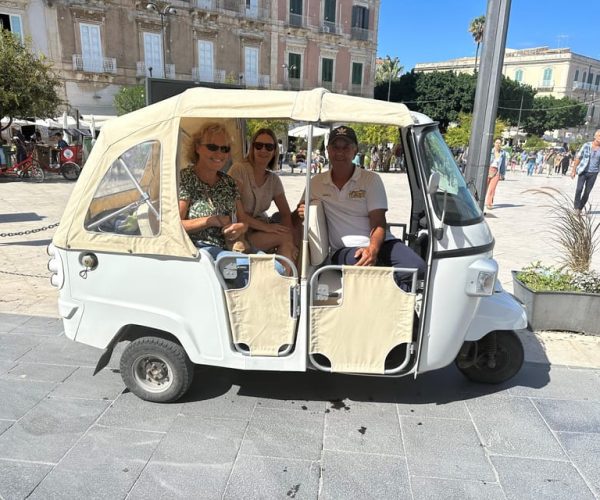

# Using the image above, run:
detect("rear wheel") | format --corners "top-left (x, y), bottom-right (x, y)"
top-left (120, 337), bottom-right (194, 403)
top-left (61, 162), bottom-right (81, 181)
top-left (455, 331), bottom-right (524, 384)
top-left (21, 160), bottom-right (44, 183)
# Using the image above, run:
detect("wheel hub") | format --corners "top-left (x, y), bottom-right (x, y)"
top-left (133, 355), bottom-right (174, 393)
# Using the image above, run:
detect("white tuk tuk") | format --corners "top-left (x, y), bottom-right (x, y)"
top-left (48, 88), bottom-right (528, 403)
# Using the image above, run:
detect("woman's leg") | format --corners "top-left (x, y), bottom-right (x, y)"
top-left (485, 171), bottom-right (499, 208)
top-left (247, 228), bottom-right (297, 274)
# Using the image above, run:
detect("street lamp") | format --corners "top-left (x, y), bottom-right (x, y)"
top-left (145, 2), bottom-right (177, 77)
top-left (282, 63), bottom-right (297, 90)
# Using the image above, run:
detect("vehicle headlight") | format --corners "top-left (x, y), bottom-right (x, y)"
top-left (465, 259), bottom-right (498, 296)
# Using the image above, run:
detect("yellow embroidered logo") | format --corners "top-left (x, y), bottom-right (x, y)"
top-left (349, 189), bottom-right (366, 199)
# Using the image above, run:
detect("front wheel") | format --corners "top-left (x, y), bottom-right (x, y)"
top-left (21, 160), bottom-right (45, 183)
top-left (120, 337), bottom-right (194, 403)
top-left (455, 331), bottom-right (524, 384)
top-left (61, 162), bottom-right (81, 181)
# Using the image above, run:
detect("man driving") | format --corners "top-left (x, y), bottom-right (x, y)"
top-left (295, 126), bottom-right (426, 279)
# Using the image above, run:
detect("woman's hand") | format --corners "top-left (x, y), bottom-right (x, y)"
top-left (222, 222), bottom-right (247, 241)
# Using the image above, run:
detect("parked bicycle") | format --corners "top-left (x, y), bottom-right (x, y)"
top-left (0, 139), bottom-right (44, 182)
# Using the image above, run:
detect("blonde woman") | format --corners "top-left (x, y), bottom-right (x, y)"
top-left (178, 123), bottom-right (248, 258)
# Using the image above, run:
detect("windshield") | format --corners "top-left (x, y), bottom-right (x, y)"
top-left (418, 128), bottom-right (481, 225)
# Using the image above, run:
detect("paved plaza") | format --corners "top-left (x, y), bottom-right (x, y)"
top-left (0, 168), bottom-right (599, 498)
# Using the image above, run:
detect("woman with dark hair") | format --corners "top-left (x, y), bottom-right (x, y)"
top-left (228, 128), bottom-right (296, 265)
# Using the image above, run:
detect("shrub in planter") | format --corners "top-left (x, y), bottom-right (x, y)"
top-left (513, 188), bottom-right (600, 334)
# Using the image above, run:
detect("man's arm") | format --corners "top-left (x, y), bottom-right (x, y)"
top-left (354, 209), bottom-right (386, 266)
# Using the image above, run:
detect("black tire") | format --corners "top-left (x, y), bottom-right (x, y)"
top-left (61, 162), bottom-right (81, 181)
top-left (120, 337), bottom-right (194, 403)
top-left (22, 160), bottom-right (45, 183)
top-left (456, 331), bottom-right (524, 384)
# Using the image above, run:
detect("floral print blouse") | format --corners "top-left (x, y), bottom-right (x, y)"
top-left (179, 168), bottom-right (239, 247)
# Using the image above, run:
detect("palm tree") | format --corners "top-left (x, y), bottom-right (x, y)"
top-left (376, 56), bottom-right (403, 101)
top-left (468, 16), bottom-right (485, 74)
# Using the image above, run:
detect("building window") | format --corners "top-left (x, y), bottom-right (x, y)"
top-left (80, 23), bottom-right (103, 73)
top-left (324, 0), bottom-right (336, 23)
top-left (595, 74), bottom-right (600, 86)
top-left (322, 58), bottom-right (334, 82)
top-left (582, 72), bottom-right (587, 83)
top-left (246, 0), bottom-right (258, 17)
top-left (0, 13), bottom-right (23, 43)
top-left (542, 67), bottom-right (552, 86)
top-left (351, 62), bottom-right (363, 86)
top-left (244, 46), bottom-right (259, 86)
top-left (351, 5), bottom-right (369, 29)
top-left (574, 69), bottom-right (579, 81)
top-left (143, 32), bottom-right (163, 78)
top-left (515, 69), bottom-right (523, 82)
top-left (588, 72), bottom-right (594, 84)
top-left (288, 53), bottom-right (301, 80)
top-left (197, 40), bottom-right (214, 82)
top-left (290, 0), bottom-right (302, 15)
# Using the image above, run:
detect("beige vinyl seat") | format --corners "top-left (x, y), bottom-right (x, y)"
top-left (222, 254), bottom-right (298, 356)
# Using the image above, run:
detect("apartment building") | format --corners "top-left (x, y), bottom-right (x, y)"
top-left (1, 0), bottom-right (379, 115)
top-left (414, 46), bottom-right (600, 130)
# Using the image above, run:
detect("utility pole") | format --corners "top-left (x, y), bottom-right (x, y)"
top-left (515, 90), bottom-right (524, 146)
top-left (464, 0), bottom-right (512, 210)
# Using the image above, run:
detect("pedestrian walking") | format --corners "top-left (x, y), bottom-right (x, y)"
top-left (485, 139), bottom-right (507, 210)
top-left (571, 130), bottom-right (600, 214)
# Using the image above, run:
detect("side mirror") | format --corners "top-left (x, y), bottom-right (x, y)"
top-left (427, 171), bottom-right (440, 194)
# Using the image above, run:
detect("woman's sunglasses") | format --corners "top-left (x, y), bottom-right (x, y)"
top-left (201, 143), bottom-right (231, 153)
top-left (253, 142), bottom-right (275, 152)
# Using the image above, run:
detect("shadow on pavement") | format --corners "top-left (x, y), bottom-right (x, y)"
top-left (181, 360), bottom-right (551, 406)
top-left (0, 212), bottom-right (45, 223)
top-left (0, 238), bottom-right (53, 247)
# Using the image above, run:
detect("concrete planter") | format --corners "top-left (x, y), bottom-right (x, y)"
top-left (512, 271), bottom-right (600, 335)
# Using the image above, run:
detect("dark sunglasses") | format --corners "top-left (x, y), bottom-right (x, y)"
top-left (253, 141), bottom-right (275, 152)
top-left (201, 143), bottom-right (231, 153)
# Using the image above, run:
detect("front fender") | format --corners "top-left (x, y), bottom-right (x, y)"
top-left (465, 284), bottom-right (528, 341)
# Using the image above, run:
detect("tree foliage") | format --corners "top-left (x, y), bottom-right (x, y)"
top-left (522, 95), bottom-right (587, 136)
top-left (0, 29), bottom-right (62, 130)
top-left (114, 85), bottom-right (145, 115)
top-left (444, 112), bottom-right (507, 148)
top-left (350, 123), bottom-right (399, 147)
top-left (246, 119), bottom-right (289, 141)
top-left (375, 56), bottom-right (403, 85)
top-left (468, 15), bottom-right (485, 72)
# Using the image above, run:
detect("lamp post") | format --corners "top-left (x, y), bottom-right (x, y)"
top-left (145, 2), bottom-right (177, 78)
top-left (282, 63), bottom-right (297, 90)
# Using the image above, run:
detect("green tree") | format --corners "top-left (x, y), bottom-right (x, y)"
top-left (523, 135), bottom-right (547, 151)
top-left (444, 112), bottom-right (507, 148)
top-left (522, 95), bottom-right (586, 136)
top-left (114, 85), bottom-right (145, 115)
top-left (350, 123), bottom-right (399, 147)
top-left (496, 78), bottom-right (536, 126)
top-left (246, 119), bottom-right (289, 141)
top-left (376, 56), bottom-right (403, 101)
top-left (468, 15), bottom-right (485, 73)
top-left (0, 29), bottom-right (62, 131)
top-left (373, 69), bottom-right (418, 103)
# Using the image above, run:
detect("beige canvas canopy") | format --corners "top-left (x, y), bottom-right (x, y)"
top-left (53, 88), bottom-right (415, 258)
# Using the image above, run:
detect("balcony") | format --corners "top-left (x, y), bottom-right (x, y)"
top-left (194, 0), bottom-right (215, 10)
top-left (348, 84), bottom-right (363, 96)
top-left (537, 80), bottom-right (554, 90)
top-left (72, 54), bottom-right (116, 74)
top-left (572, 81), bottom-right (600, 92)
top-left (136, 62), bottom-right (175, 79)
top-left (218, 0), bottom-right (241, 15)
top-left (320, 21), bottom-right (337, 34)
top-left (288, 77), bottom-right (304, 90)
top-left (350, 27), bottom-right (373, 42)
top-left (192, 67), bottom-right (226, 83)
top-left (288, 13), bottom-right (304, 27)
top-left (245, 5), bottom-right (268, 19)
top-left (320, 81), bottom-right (340, 92)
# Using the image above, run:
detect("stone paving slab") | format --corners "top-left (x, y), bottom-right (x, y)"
top-left (0, 315), bottom-right (599, 499)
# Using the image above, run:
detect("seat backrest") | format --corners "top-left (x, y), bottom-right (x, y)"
top-left (307, 200), bottom-right (329, 266)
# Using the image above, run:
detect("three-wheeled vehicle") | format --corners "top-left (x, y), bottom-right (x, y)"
top-left (48, 88), bottom-right (528, 403)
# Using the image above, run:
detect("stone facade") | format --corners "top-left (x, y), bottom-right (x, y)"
top-left (1, 0), bottom-right (379, 114)
top-left (415, 46), bottom-right (600, 131)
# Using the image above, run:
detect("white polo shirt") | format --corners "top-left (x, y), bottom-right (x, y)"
top-left (307, 167), bottom-right (389, 250)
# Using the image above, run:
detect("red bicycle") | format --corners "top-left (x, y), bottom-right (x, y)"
top-left (0, 139), bottom-right (44, 182)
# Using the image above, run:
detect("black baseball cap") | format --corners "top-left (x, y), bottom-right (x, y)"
top-left (328, 126), bottom-right (358, 146)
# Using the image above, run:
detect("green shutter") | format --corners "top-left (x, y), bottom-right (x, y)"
top-left (290, 0), bottom-right (302, 15)
top-left (289, 53), bottom-right (301, 79)
top-left (322, 58), bottom-right (333, 82)
top-left (352, 63), bottom-right (363, 85)
top-left (324, 0), bottom-right (336, 22)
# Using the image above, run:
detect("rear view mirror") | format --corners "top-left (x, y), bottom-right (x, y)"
top-left (427, 172), bottom-right (440, 194)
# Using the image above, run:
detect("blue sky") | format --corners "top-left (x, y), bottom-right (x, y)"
top-left (377, 0), bottom-right (599, 72)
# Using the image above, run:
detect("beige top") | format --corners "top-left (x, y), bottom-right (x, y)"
top-left (228, 160), bottom-right (284, 220)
